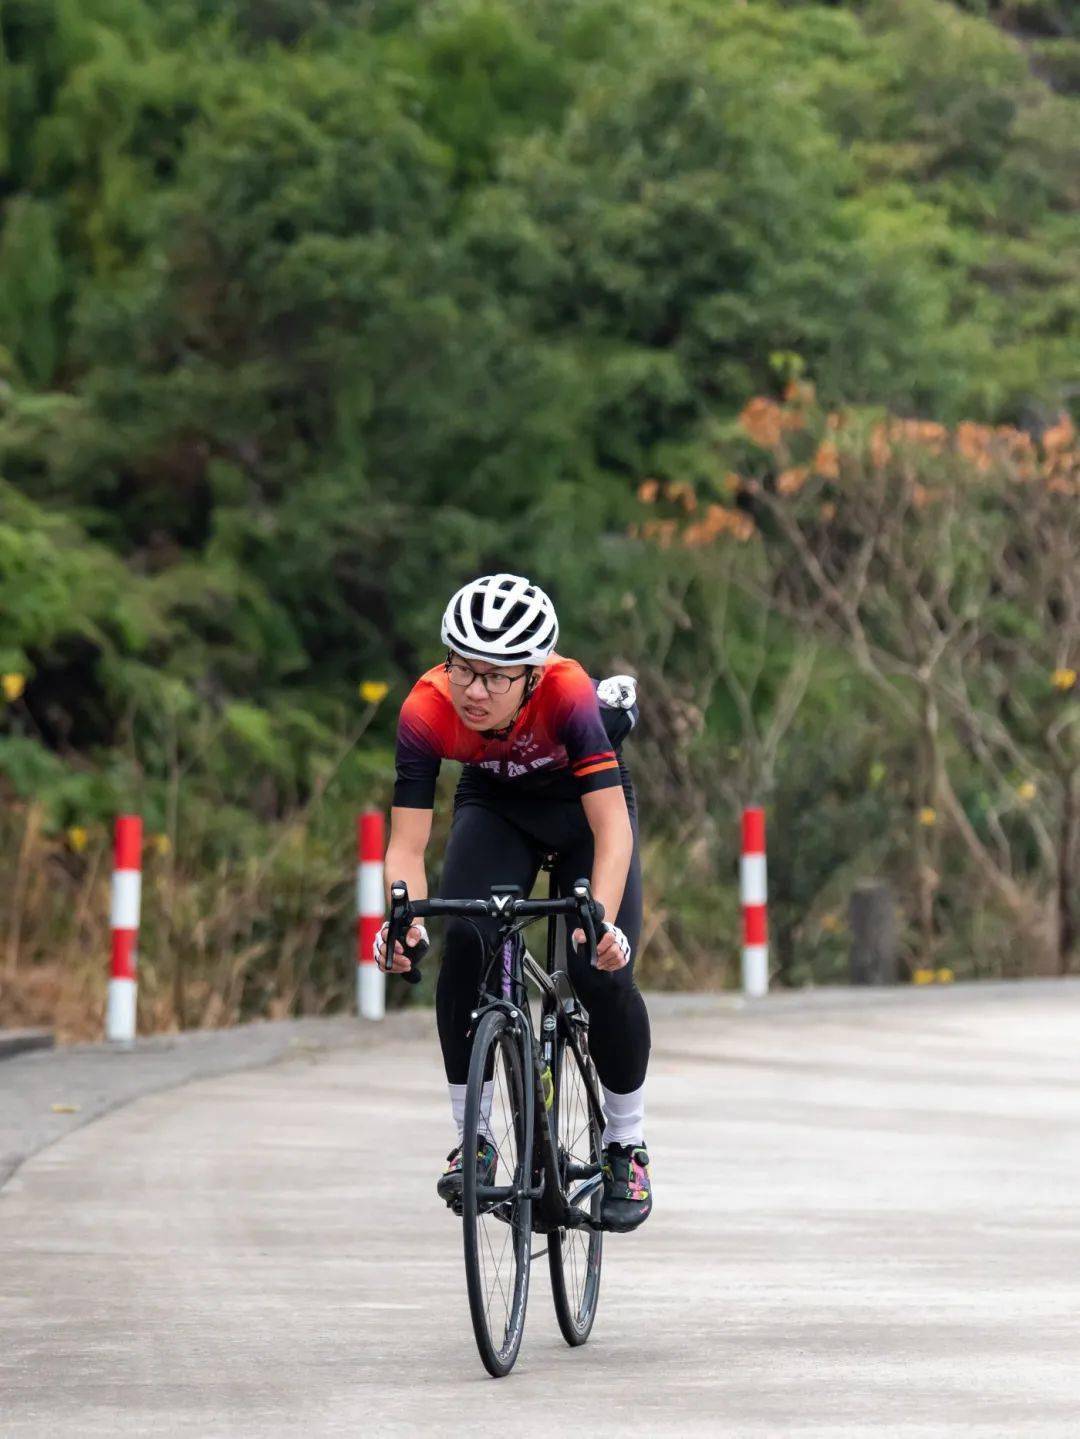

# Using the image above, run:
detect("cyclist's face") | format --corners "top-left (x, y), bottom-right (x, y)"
top-left (447, 652), bottom-right (530, 730)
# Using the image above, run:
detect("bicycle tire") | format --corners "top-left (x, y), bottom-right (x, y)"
top-left (462, 1008), bottom-right (532, 1378)
top-left (548, 1017), bottom-right (603, 1346)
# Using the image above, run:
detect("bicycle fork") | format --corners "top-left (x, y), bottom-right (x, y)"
top-left (535, 1011), bottom-right (606, 1233)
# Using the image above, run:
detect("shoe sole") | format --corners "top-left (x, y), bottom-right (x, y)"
top-left (437, 1168), bottom-right (497, 1210)
top-left (601, 1203), bottom-right (652, 1233)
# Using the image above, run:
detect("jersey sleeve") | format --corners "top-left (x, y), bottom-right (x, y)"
top-left (393, 689), bottom-right (443, 809)
top-left (557, 670), bottom-right (622, 796)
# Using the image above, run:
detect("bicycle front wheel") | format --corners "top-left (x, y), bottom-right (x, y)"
top-left (548, 1017), bottom-right (603, 1345)
top-left (462, 1008), bottom-right (532, 1378)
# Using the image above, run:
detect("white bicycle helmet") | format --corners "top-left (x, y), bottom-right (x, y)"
top-left (441, 574), bottom-right (559, 666)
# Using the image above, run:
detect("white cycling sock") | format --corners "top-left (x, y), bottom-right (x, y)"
top-left (449, 1083), bottom-right (466, 1143)
top-left (479, 1079), bottom-right (494, 1141)
top-left (448, 1081), bottom-right (495, 1145)
top-left (601, 1082), bottom-right (646, 1148)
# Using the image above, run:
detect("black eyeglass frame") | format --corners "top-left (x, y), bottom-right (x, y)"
top-left (444, 652), bottom-right (533, 697)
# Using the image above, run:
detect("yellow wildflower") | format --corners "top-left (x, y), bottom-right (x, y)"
top-left (359, 680), bottom-right (389, 705)
top-left (912, 968), bottom-right (935, 985)
top-left (918, 807), bottom-right (937, 827)
top-left (67, 826), bottom-right (89, 854)
top-left (152, 834), bottom-right (172, 857)
top-left (1051, 668), bottom-right (1076, 692)
top-left (1, 673), bottom-right (26, 701)
top-left (935, 968), bottom-right (955, 985)
top-left (1016, 781), bottom-right (1036, 803)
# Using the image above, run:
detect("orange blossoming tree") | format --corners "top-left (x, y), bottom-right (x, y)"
top-left (731, 391), bottom-right (1079, 972)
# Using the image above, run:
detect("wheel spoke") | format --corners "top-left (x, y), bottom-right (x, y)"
top-left (481, 1041), bottom-right (519, 1345)
top-left (489, 1055), bottom-right (514, 1171)
top-left (551, 1031), bottom-right (601, 1336)
top-left (465, 1013), bottom-right (533, 1374)
top-left (480, 1030), bottom-right (526, 1352)
top-left (481, 1212), bottom-right (512, 1338)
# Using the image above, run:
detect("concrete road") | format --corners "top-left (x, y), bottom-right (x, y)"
top-left (2, 983), bottom-right (1079, 1437)
top-left (0, 1018), bottom-right (361, 1188)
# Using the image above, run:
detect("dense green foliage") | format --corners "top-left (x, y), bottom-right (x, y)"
top-left (1, 0), bottom-right (1077, 1030)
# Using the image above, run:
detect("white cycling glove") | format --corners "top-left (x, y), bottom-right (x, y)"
top-left (373, 920), bottom-right (429, 971)
top-left (597, 674), bottom-right (638, 718)
top-left (573, 920), bottom-right (632, 968)
top-left (599, 921), bottom-right (632, 967)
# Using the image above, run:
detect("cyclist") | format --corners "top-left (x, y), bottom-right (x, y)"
top-left (374, 573), bottom-right (652, 1232)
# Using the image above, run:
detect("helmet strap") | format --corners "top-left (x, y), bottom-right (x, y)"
top-left (483, 666), bottom-right (537, 740)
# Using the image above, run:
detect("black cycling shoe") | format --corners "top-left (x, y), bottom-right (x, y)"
top-left (436, 1134), bottom-right (498, 1206)
top-left (601, 1142), bottom-right (652, 1232)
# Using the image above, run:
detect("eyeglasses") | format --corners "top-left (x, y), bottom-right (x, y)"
top-left (445, 658), bottom-right (528, 696)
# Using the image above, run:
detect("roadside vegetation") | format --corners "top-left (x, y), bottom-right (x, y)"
top-left (1, 0), bottom-right (1077, 1037)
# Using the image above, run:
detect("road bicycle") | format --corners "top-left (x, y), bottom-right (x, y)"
top-left (385, 864), bottom-right (608, 1377)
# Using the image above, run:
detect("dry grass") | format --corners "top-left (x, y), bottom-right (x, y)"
top-left (1, 801), bottom-right (110, 1041)
top-left (0, 798), bottom-right (355, 1043)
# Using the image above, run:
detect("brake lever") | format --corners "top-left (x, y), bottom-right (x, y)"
top-left (387, 881), bottom-right (426, 986)
top-left (571, 878), bottom-right (605, 967)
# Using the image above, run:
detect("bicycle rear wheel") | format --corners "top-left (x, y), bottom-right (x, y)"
top-left (462, 1008), bottom-right (532, 1378)
top-left (548, 1017), bottom-right (603, 1345)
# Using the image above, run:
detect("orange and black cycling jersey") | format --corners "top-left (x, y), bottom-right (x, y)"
top-left (393, 655), bottom-right (624, 809)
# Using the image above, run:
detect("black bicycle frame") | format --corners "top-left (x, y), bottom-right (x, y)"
top-left (384, 875), bottom-right (608, 1231)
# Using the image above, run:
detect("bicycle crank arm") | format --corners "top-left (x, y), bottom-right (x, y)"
top-left (475, 1181), bottom-right (545, 1205)
top-left (566, 1172), bottom-right (604, 1209)
top-left (565, 1161), bottom-right (601, 1183)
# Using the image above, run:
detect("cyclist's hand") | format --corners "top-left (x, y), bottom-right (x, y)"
top-left (597, 674), bottom-right (637, 713)
top-left (374, 921), bottom-right (429, 974)
top-left (572, 921), bottom-right (631, 972)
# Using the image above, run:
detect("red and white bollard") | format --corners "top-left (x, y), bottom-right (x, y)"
top-left (357, 811), bottom-right (386, 1021)
top-left (107, 815), bottom-right (142, 1042)
top-left (741, 806), bottom-right (769, 998)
